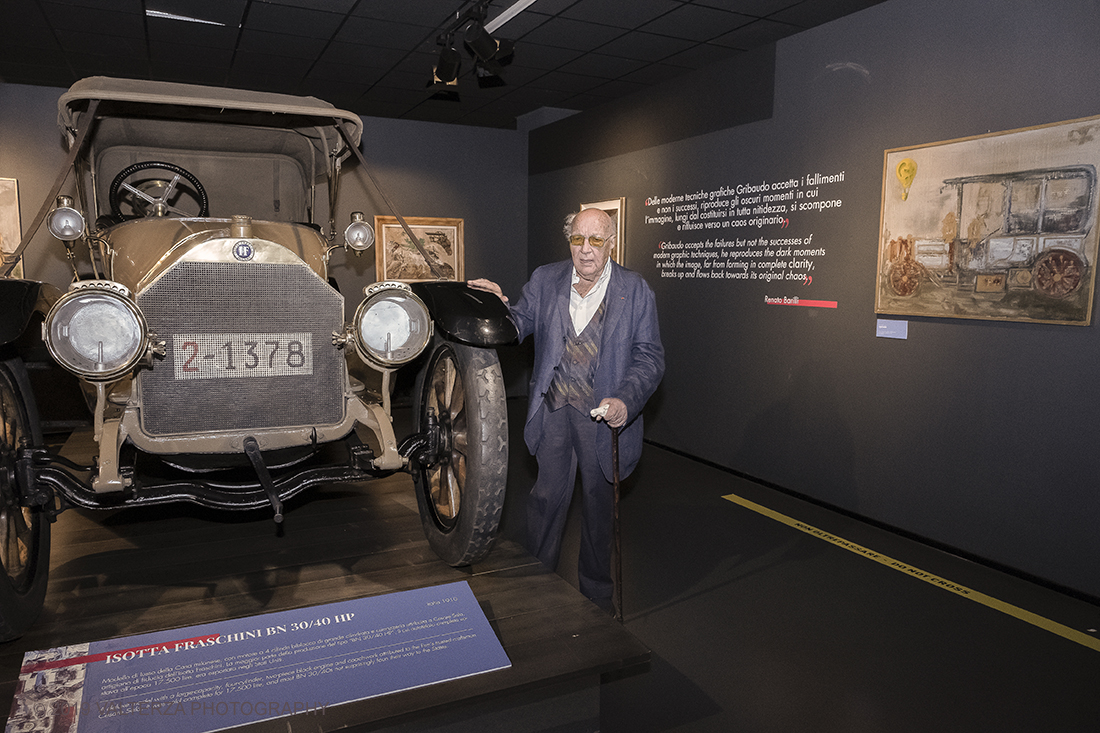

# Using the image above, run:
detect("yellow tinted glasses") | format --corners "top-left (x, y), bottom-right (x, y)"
top-left (569, 234), bottom-right (607, 247)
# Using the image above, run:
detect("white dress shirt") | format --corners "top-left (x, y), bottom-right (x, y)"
top-left (569, 259), bottom-right (612, 333)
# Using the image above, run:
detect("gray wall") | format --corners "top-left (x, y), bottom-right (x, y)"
top-left (527, 0), bottom-right (1100, 599)
top-left (0, 83), bottom-right (76, 283)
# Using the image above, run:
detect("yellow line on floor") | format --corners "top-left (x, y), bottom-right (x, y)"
top-left (722, 492), bottom-right (1100, 653)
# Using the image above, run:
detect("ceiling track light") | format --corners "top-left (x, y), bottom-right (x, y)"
top-left (461, 20), bottom-right (515, 82)
top-left (427, 0), bottom-right (522, 93)
top-left (434, 39), bottom-right (462, 84)
top-left (463, 21), bottom-right (498, 62)
top-left (428, 35), bottom-right (462, 102)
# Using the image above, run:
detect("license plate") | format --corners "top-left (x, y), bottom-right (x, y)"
top-left (172, 333), bottom-right (313, 380)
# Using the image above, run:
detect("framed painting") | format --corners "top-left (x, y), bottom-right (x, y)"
top-left (581, 197), bottom-right (625, 264)
top-left (374, 216), bottom-right (463, 282)
top-left (0, 178), bottom-right (22, 278)
top-left (875, 115), bottom-right (1100, 325)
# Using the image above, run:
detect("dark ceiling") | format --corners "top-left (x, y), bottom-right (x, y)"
top-left (2, 0), bottom-right (884, 129)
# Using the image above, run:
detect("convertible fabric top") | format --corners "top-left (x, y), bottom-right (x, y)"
top-left (57, 77), bottom-right (364, 207)
top-left (58, 76), bottom-right (363, 145)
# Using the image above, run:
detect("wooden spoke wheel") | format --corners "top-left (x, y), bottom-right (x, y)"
top-left (1033, 249), bottom-right (1084, 299)
top-left (887, 258), bottom-right (922, 297)
top-left (412, 340), bottom-right (507, 566)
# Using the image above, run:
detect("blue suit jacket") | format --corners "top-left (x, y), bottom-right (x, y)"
top-left (509, 259), bottom-right (665, 481)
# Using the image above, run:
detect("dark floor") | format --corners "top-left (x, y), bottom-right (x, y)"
top-left (10, 397), bottom-right (1100, 732)
top-left (2, 408), bottom-right (644, 733)
top-left (495, 401), bottom-right (1100, 732)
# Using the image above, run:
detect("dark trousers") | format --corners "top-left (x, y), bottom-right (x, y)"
top-left (526, 402), bottom-right (614, 607)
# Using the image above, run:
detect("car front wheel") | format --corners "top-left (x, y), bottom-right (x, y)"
top-left (0, 359), bottom-right (50, 641)
top-left (412, 340), bottom-right (507, 566)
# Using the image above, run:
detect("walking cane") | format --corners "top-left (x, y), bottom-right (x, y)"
top-left (593, 403), bottom-right (624, 622)
top-left (611, 425), bottom-right (623, 623)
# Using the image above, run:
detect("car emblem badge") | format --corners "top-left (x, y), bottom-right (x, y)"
top-left (233, 241), bottom-right (255, 261)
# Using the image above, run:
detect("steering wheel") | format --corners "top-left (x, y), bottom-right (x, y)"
top-left (109, 161), bottom-right (209, 220)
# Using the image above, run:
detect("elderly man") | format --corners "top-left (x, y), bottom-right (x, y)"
top-left (469, 208), bottom-right (664, 611)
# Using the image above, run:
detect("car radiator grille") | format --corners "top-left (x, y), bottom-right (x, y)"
top-left (137, 261), bottom-right (345, 437)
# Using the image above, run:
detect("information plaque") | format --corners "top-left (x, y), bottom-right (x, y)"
top-left (6, 581), bottom-right (510, 733)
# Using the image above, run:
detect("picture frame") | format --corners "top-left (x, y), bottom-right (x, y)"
top-left (875, 115), bottom-right (1100, 325)
top-left (580, 197), bottom-right (625, 264)
top-left (374, 216), bottom-right (464, 282)
top-left (0, 178), bottom-right (23, 278)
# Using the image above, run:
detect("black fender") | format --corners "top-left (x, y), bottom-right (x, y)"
top-left (409, 281), bottom-right (518, 347)
top-left (0, 280), bottom-right (87, 434)
top-left (0, 280), bottom-right (60, 348)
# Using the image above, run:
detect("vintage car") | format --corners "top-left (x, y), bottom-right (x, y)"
top-left (0, 77), bottom-right (517, 640)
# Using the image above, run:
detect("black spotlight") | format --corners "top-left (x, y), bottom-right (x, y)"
top-left (463, 21), bottom-right (498, 62)
top-left (435, 43), bottom-right (462, 83)
top-left (428, 38), bottom-right (462, 101)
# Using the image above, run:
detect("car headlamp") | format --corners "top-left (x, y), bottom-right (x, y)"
top-left (344, 211), bottom-right (375, 251)
top-left (353, 282), bottom-right (432, 369)
top-left (46, 195), bottom-right (85, 241)
top-left (44, 282), bottom-right (149, 380)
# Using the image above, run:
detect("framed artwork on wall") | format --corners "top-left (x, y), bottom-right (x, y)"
top-left (374, 216), bottom-right (463, 282)
top-left (875, 114), bottom-right (1100, 325)
top-left (0, 178), bottom-right (23, 278)
top-left (581, 197), bottom-right (625, 264)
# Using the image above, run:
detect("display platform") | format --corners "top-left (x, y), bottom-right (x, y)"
top-left (0, 430), bottom-right (649, 733)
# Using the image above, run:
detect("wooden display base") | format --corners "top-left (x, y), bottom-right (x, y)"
top-left (0, 430), bottom-right (648, 732)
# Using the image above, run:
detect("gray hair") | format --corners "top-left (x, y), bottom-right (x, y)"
top-left (562, 212), bottom-right (578, 239)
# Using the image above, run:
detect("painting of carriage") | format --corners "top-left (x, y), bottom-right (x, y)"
top-left (876, 116), bottom-right (1100, 324)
